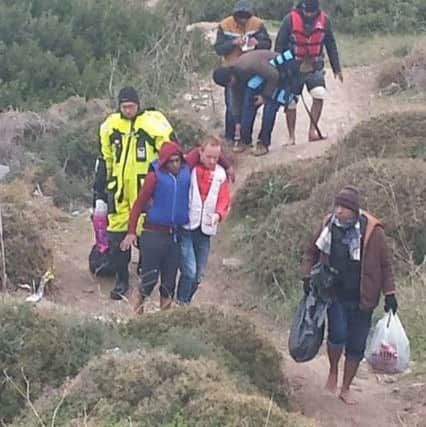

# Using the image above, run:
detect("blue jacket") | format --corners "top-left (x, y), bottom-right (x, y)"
top-left (146, 160), bottom-right (190, 227)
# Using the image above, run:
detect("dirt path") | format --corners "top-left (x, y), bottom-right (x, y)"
top-left (51, 66), bottom-right (410, 426)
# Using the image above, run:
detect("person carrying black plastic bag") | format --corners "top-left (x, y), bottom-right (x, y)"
top-left (299, 185), bottom-right (397, 405)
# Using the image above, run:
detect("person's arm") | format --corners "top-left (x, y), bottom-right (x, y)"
top-left (127, 172), bottom-right (157, 235)
top-left (301, 221), bottom-right (323, 278)
top-left (324, 19), bottom-right (342, 76)
top-left (215, 179), bottom-right (231, 222)
top-left (214, 25), bottom-right (239, 56)
top-left (253, 24), bottom-right (272, 50)
top-left (375, 226), bottom-right (395, 295)
top-left (99, 121), bottom-right (113, 179)
top-left (274, 16), bottom-right (292, 53)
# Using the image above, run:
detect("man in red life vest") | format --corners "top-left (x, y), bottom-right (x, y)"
top-left (275, 0), bottom-right (343, 144)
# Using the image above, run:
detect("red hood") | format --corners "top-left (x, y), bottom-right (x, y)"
top-left (158, 141), bottom-right (183, 167)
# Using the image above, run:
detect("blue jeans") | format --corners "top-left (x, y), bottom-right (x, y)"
top-left (224, 85), bottom-right (236, 140)
top-left (327, 301), bottom-right (373, 362)
top-left (240, 88), bottom-right (280, 147)
top-left (177, 227), bottom-right (211, 304)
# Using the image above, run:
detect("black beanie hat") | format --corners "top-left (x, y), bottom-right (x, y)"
top-left (303, 0), bottom-right (320, 12)
top-left (118, 86), bottom-right (139, 106)
top-left (212, 67), bottom-right (234, 87)
top-left (334, 185), bottom-right (360, 213)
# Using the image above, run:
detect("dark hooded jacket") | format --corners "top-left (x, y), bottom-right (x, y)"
top-left (214, 0), bottom-right (272, 64)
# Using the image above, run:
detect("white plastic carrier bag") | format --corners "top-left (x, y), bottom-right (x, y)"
top-left (366, 312), bottom-right (410, 374)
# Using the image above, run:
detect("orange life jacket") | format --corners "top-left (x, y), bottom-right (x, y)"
top-left (290, 8), bottom-right (327, 61)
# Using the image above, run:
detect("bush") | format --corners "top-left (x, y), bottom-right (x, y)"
top-left (1, 303), bottom-right (301, 425)
top-left (243, 158), bottom-right (426, 298)
top-left (0, 0), bottom-right (165, 108)
top-left (15, 350), bottom-right (314, 427)
top-left (0, 303), bottom-right (124, 424)
top-left (233, 111), bottom-right (426, 221)
top-left (156, 0), bottom-right (426, 33)
top-left (121, 307), bottom-right (288, 407)
top-left (377, 48), bottom-right (426, 92)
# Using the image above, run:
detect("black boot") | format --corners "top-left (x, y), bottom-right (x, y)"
top-left (110, 280), bottom-right (129, 300)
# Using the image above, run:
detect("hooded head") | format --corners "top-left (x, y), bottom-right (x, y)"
top-left (334, 185), bottom-right (360, 221)
top-left (212, 66), bottom-right (235, 87)
top-left (158, 141), bottom-right (184, 175)
top-left (118, 86), bottom-right (139, 119)
top-left (302, 0), bottom-right (320, 14)
top-left (233, 0), bottom-right (253, 24)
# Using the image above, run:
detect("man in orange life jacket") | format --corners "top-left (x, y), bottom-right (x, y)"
top-left (214, 0), bottom-right (272, 143)
top-left (275, 0), bottom-right (342, 144)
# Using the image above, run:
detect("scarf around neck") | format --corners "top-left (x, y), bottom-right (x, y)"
top-left (315, 213), bottom-right (362, 261)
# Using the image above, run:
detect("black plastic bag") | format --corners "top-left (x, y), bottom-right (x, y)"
top-left (88, 245), bottom-right (115, 277)
top-left (288, 263), bottom-right (335, 363)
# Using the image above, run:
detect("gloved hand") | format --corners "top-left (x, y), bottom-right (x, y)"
top-left (384, 294), bottom-right (398, 314)
top-left (303, 278), bottom-right (310, 295)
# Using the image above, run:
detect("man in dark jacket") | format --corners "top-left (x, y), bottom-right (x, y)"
top-left (275, 0), bottom-right (342, 144)
top-left (302, 186), bottom-right (398, 404)
top-left (214, 0), bottom-right (272, 143)
top-left (213, 49), bottom-right (299, 155)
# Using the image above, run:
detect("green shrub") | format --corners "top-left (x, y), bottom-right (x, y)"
top-left (233, 111), bottom-right (426, 221)
top-left (15, 350), bottom-right (314, 427)
top-left (156, 0), bottom-right (426, 33)
top-left (121, 307), bottom-right (288, 407)
top-left (0, 303), bottom-right (124, 424)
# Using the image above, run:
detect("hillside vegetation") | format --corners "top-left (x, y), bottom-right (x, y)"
top-left (0, 0), bottom-right (214, 109)
top-left (158, 0), bottom-right (426, 33)
top-left (0, 302), bottom-right (314, 426)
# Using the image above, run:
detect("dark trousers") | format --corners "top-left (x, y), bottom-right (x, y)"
top-left (139, 230), bottom-right (180, 299)
top-left (224, 85), bottom-right (236, 140)
top-left (240, 87), bottom-right (280, 147)
top-left (108, 231), bottom-right (130, 290)
top-left (327, 300), bottom-right (373, 362)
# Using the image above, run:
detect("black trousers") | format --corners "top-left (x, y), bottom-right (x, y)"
top-left (139, 230), bottom-right (180, 298)
top-left (108, 231), bottom-right (131, 288)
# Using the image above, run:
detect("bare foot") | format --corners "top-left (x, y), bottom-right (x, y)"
top-left (308, 132), bottom-right (328, 142)
top-left (325, 372), bottom-right (338, 393)
top-left (339, 389), bottom-right (358, 405)
top-left (283, 137), bottom-right (295, 146)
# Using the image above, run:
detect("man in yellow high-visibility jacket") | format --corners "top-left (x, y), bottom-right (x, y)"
top-left (95, 86), bottom-right (175, 300)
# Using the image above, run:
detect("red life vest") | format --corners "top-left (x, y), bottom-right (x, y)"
top-left (290, 8), bottom-right (327, 60)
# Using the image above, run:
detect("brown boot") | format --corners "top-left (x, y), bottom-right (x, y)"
top-left (134, 291), bottom-right (145, 315)
top-left (160, 296), bottom-right (172, 311)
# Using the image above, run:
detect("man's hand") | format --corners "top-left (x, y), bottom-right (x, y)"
top-left (254, 95), bottom-right (264, 107)
top-left (120, 233), bottom-right (137, 251)
top-left (334, 72), bottom-right (344, 83)
top-left (384, 294), bottom-right (398, 314)
top-left (226, 166), bottom-right (235, 183)
top-left (208, 213), bottom-right (221, 226)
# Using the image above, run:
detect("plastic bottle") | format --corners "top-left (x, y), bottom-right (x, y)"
top-left (92, 199), bottom-right (109, 253)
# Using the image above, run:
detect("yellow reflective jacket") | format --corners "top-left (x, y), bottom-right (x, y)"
top-left (99, 109), bottom-right (174, 232)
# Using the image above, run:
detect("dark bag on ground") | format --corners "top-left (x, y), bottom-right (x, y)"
top-left (88, 245), bottom-right (115, 277)
top-left (288, 263), bottom-right (335, 363)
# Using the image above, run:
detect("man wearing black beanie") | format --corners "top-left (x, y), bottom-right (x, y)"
top-left (93, 86), bottom-right (175, 300)
top-left (302, 185), bottom-right (397, 404)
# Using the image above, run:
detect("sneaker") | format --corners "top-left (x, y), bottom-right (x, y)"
top-left (252, 144), bottom-right (269, 157)
top-left (232, 141), bottom-right (248, 153)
